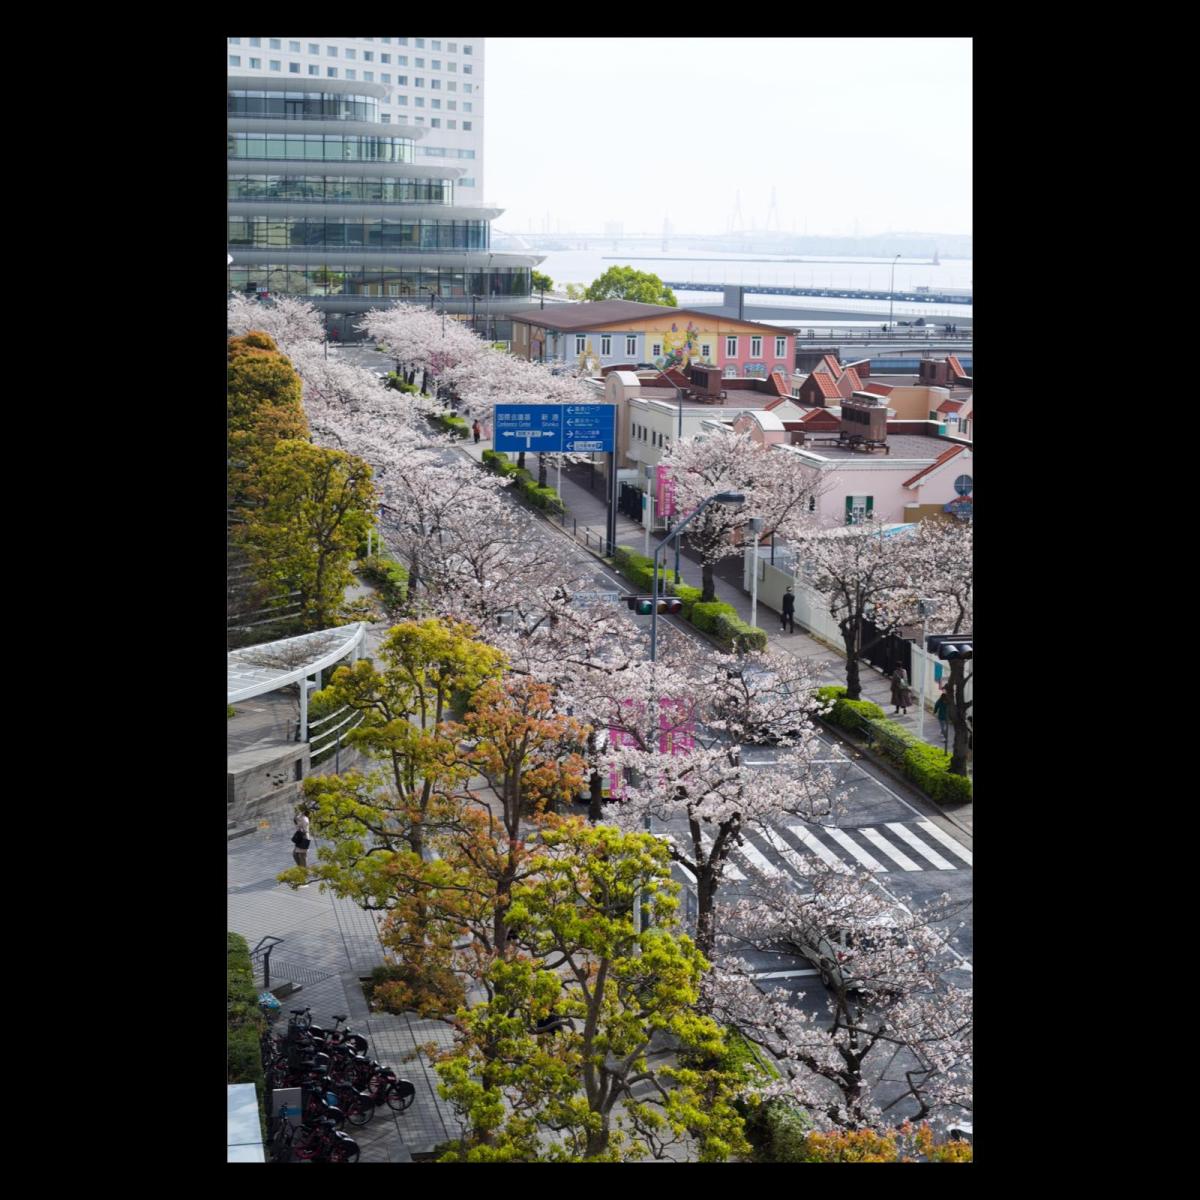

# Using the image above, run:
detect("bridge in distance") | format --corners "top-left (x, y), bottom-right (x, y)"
top-left (663, 281), bottom-right (972, 306)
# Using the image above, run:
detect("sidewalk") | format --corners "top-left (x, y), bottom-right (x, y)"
top-left (458, 435), bottom-right (972, 834)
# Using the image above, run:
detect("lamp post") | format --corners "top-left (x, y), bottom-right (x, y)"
top-left (748, 516), bottom-right (765, 631)
top-left (888, 254), bottom-right (901, 332)
top-left (916, 597), bottom-right (935, 743)
top-left (650, 491), bottom-right (745, 662)
top-left (655, 367), bottom-right (686, 583)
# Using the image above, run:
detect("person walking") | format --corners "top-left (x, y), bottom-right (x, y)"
top-left (891, 665), bottom-right (914, 715)
top-left (933, 686), bottom-right (949, 745)
top-left (472, 419), bottom-right (482, 444)
top-left (781, 586), bottom-right (796, 634)
top-left (291, 810), bottom-right (312, 885)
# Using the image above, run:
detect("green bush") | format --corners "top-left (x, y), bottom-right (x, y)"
top-left (481, 449), bottom-right (510, 473)
top-left (690, 600), bottom-right (739, 634)
top-left (903, 742), bottom-right (973, 803)
top-left (227, 932), bottom-right (267, 1128)
top-left (386, 374), bottom-right (418, 393)
top-left (743, 1098), bottom-right (813, 1163)
top-left (526, 485), bottom-right (565, 515)
top-left (432, 412), bottom-right (469, 438)
top-left (714, 612), bottom-right (768, 652)
top-left (227, 705), bottom-right (236, 719)
top-left (670, 582), bottom-right (703, 620)
top-left (511, 467), bottom-right (533, 486)
top-left (360, 554), bottom-right (409, 606)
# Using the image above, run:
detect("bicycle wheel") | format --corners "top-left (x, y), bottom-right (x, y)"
top-left (385, 1080), bottom-right (415, 1112)
top-left (343, 1091), bottom-right (374, 1128)
top-left (329, 1138), bottom-right (360, 1164)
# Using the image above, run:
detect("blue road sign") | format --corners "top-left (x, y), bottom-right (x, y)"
top-left (492, 404), bottom-right (615, 454)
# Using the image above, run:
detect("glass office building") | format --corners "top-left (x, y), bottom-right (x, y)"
top-left (227, 76), bottom-right (540, 340)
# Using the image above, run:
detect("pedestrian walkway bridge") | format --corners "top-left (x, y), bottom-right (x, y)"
top-left (663, 281), bottom-right (973, 305)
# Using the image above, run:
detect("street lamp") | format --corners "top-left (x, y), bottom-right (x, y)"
top-left (650, 491), bottom-right (745, 662)
top-left (888, 254), bottom-right (901, 332)
top-left (916, 597), bottom-right (935, 743)
top-left (654, 366), bottom-right (687, 583)
top-left (748, 516), bottom-right (765, 631)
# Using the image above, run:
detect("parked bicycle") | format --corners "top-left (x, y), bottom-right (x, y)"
top-left (279, 1116), bottom-right (360, 1163)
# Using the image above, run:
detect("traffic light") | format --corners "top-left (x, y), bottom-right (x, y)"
top-left (927, 633), bottom-right (973, 660)
top-left (624, 596), bottom-right (682, 615)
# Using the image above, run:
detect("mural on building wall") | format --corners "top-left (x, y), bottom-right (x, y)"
top-left (654, 320), bottom-right (708, 370)
top-left (577, 339), bottom-right (599, 375)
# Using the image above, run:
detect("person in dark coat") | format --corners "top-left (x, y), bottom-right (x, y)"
top-left (781, 586), bottom-right (796, 634)
top-left (472, 419), bottom-right (482, 444)
top-left (934, 687), bottom-right (949, 743)
top-left (891, 666), bottom-right (914, 714)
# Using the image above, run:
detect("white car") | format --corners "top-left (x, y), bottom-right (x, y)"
top-left (787, 913), bottom-right (907, 994)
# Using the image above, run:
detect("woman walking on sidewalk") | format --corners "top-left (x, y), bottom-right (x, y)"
top-left (891, 666), bottom-right (914, 715)
top-left (781, 586), bottom-right (795, 634)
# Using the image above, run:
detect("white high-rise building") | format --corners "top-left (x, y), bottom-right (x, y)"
top-left (227, 35), bottom-right (485, 204)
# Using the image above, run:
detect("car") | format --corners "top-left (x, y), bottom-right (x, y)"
top-left (785, 912), bottom-right (907, 994)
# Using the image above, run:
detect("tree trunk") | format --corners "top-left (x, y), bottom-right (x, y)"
top-left (585, 1116), bottom-right (611, 1158)
top-left (517, 450), bottom-right (527, 470)
top-left (695, 868), bottom-right (717, 959)
top-left (588, 770), bottom-right (604, 823)
top-left (538, 454), bottom-right (548, 487)
top-left (840, 616), bottom-right (863, 700)
top-left (701, 560), bottom-right (716, 604)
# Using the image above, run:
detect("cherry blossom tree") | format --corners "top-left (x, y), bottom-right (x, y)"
top-left (709, 866), bottom-right (972, 1133)
top-left (227, 293), bottom-right (325, 358)
top-left (658, 427), bottom-right (822, 602)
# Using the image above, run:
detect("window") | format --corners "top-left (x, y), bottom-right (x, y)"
top-left (381, 113), bottom-right (391, 122)
top-left (448, 81), bottom-right (457, 91)
top-left (415, 116), bottom-right (425, 124)
top-left (626, 335), bottom-right (637, 356)
top-left (462, 120), bottom-right (471, 130)
top-left (432, 40), bottom-right (442, 50)
top-left (431, 78), bottom-right (440, 89)
top-left (601, 335), bottom-right (611, 356)
top-left (327, 67), bottom-right (337, 77)
top-left (431, 118), bottom-right (440, 127)
top-left (308, 64), bottom-right (319, 76)
top-left (448, 42), bottom-right (457, 52)
top-left (249, 57), bottom-right (261, 68)
top-left (398, 55), bottom-right (407, 65)
top-left (269, 60), bottom-right (281, 71)
top-left (269, 38), bottom-right (281, 49)
top-left (448, 61), bottom-right (457, 72)
top-left (463, 64), bottom-right (472, 74)
top-left (250, 37), bottom-right (261, 46)
top-left (701, 343), bottom-right (711, 358)
top-left (415, 37), bottom-right (425, 48)
top-left (845, 495), bottom-right (873, 525)
top-left (381, 73), bottom-right (391, 83)
top-left (464, 102), bottom-right (472, 112)
top-left (229, 37), bottom-right (240, 44)
top-left (652, 343), bottom-right (662, 357)
top-left (289, 62), bottom-right (300, 73)
top-left (381, 53), bottom-right (390, 63)
top-left (415, 96), bottom-right (424, 107)
top-left (363, 50), bottom-right (373, 61)
top-left (344, 48), bottom-right (356, 59)
top-left (432, 60), bottom-right (441, 70)
top-left (364, 71), bottom-right (373, 81)
top-left (775, 336), bottom-right (787, 357)
top-left (289, 41), bottom-right (300, 52)
top-left (344, 68), bottom-right (356, 79)
top-left (396, 95), bottom-right (407, 104)
top-left (398, 37), bottom-right (408, 45)
top-left (464, 83), bottom-right (473, 93)
top-left (431, 98), bottom-right (441, 109)
top-left (414, 77), bottom-right (424, 87)
top-left (751, 336), bottom-right (762, 357)
top-left (309, 44), bottom-right (319, 55)
top-left (415, 57), bottom-right (424, 67)
top-left (326, 46), bottom-right (338, 56)
top-left (458, 177), bottom-right (475, 186)
top-left (448, 100), bottom-right (457, 110)
top-left (229, 55), bottom-right (241, 66)
top-left (447, 119), bottom-right (456, 129)
top-left (726, 336), bottom-right (737, 357)
top-left (576, 336), bottom-right (586, 354)
top-left (464, 44), bottom-right (473, 54)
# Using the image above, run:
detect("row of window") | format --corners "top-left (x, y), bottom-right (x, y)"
top-left (229, 57), bottom-right (476, 97)
top-left (228, 132), bottom-right (414, 164)
top-left (230, 37), bottom-right (474, 58)
top-left (417, 146), bottom-right (475, 159)
top-left (566, 334), bottom-right (789, 359)
top-left (228, 216), bottom-right (490, 251)
top-left (228, 91), bottom-right (379, 121)
top-left (229, 264), bottom-right (527, 299)
top-left (632, 423), bottom-right (670, 451)
top-left (228, 174), bottom-right (455, 205)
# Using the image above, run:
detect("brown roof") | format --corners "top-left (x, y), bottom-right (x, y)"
top-left (902, 443), bottom-right (967, 488)
top-left (863, 382), bottom-right (894, 396)
top-left (946, 355), bottom-right (968, 380)
top-left (817, 354), bottom-right (842, 376)
top-left (936, 399), bottom-right (966, 414)
top-left (810, 374), bottom-right (842, 400)
top-left (507, 300), bottom-right (673, 330)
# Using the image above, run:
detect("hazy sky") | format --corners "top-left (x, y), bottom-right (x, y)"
top-left (484, 38), bottom-right (971, 237)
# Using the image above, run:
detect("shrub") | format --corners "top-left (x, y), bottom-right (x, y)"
top-left (689, 600), bottom-right (739, 635)
top-left (714, 612), bottom-right (768, 652)
top-left (364, 960), bottom-right (466, 1020)
top-left (360, 555), bottom-right (409, 606)
top-left (433, 412), bottom-right (469, 437)
top-left (527, 485), bottom-right (565, 515)
top-left (386, 373), bottom-right (418, 393)
top-left (228, 705), bottom-right (236, 719)
top-left (903, 742), bottom-right (973, 803)
top-left (670, 582), bottom-right (703, 620)
top-left (481, 449), bottom-right (510, 473)
top-left (743, 1098), bottom-right (813, 1163)
top-left (227, 932), bottom-right (267, 1126)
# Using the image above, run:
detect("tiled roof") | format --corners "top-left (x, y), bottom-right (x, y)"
top-left (946, 355), bottom-right (968, 379)
top-left (770, 369), bottom-right (790, 397)
top-left (936, 399), bottom-right (966, 414)
top-left (507, 300), bottom-right (673, 330)
top-left (818, 354), bottom-right (842, 376)
top-left (863, 382), bottom-right (894, 396)
top-left (902, 443), bottom-right (967, 488)
top-left (810, 373), bottom-right (843, 399)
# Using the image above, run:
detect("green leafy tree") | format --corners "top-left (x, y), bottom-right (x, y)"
top-left (435, 823), bottom-right (752, 1162)
top-left (584, 266), bottom-right (677, 307)
top-left (531, 270), bottom-right (554, 294)
top-left (238, 440), bottom-right (377, 630)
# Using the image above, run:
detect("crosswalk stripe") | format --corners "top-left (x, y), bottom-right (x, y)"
top-left (915, 820), bottom-right (973, 866)
top-left (885, 823), bottom-right (957, 870)
top-left (857, 827), bottom-right (923, 871)
top-left (787, 825), bottom-right (851, 873)
top-left (824, 827), bottom-right (887, 872)
top-left (754, 827), bottom-right (814, 878)
top-left (736, 835), bottom-right (785, 879)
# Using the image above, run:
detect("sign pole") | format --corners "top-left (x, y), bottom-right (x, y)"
top-left (606, 451), bottom-right (618, 556)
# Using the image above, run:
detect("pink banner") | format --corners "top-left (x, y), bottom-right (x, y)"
top-left (607, 697), bottom-right (695, 798)
top-left (656, 466), bottom-right (677, 517)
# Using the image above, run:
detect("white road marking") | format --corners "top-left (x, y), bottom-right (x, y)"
top-left (659, 835), bottom-right (697, 883)
top-left (752, 968), bottom-right (820, 980)
top-left (788, 825), bottom-right (851, 873)
top-left (915, 819), bottom-right (973, 866)
top-left (756, 827), bottom-right (813, 877)
top-left (885, 823), bottom-right (957, 871)
top-left (857, 827), bottom-right (923, 871)
top-left (736, 834), bottom-right (785, 878)
top-left (825, 827), bottom-right (887, 872)
top-left (697, 829), bottom-right (746, 881)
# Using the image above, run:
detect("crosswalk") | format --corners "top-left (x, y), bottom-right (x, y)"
top-left (662, 818), bottom-right (971, 887)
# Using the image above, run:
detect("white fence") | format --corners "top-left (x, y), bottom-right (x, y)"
top-left (745, 549), bottom-right (972, 711)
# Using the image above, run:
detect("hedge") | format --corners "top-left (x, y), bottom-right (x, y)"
top-left (432, 411), bottom-right (469, 438)
top-left (865, 715), bottom-right (973, 804)
top-left (743, 1098), bottom-right (813, 1163)
top-left (714, 611), bottom-right (768, 652)
top-left (360, 554), bottom-right (409, 605)
top-left (690, 600), bottom-right (740, 635)
top-left (227, 932), bottom-right (267, 1133)
top-left (386, 372), bottom-right (418, 393)
top-left (816, 686), bottom-right (886, 732)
